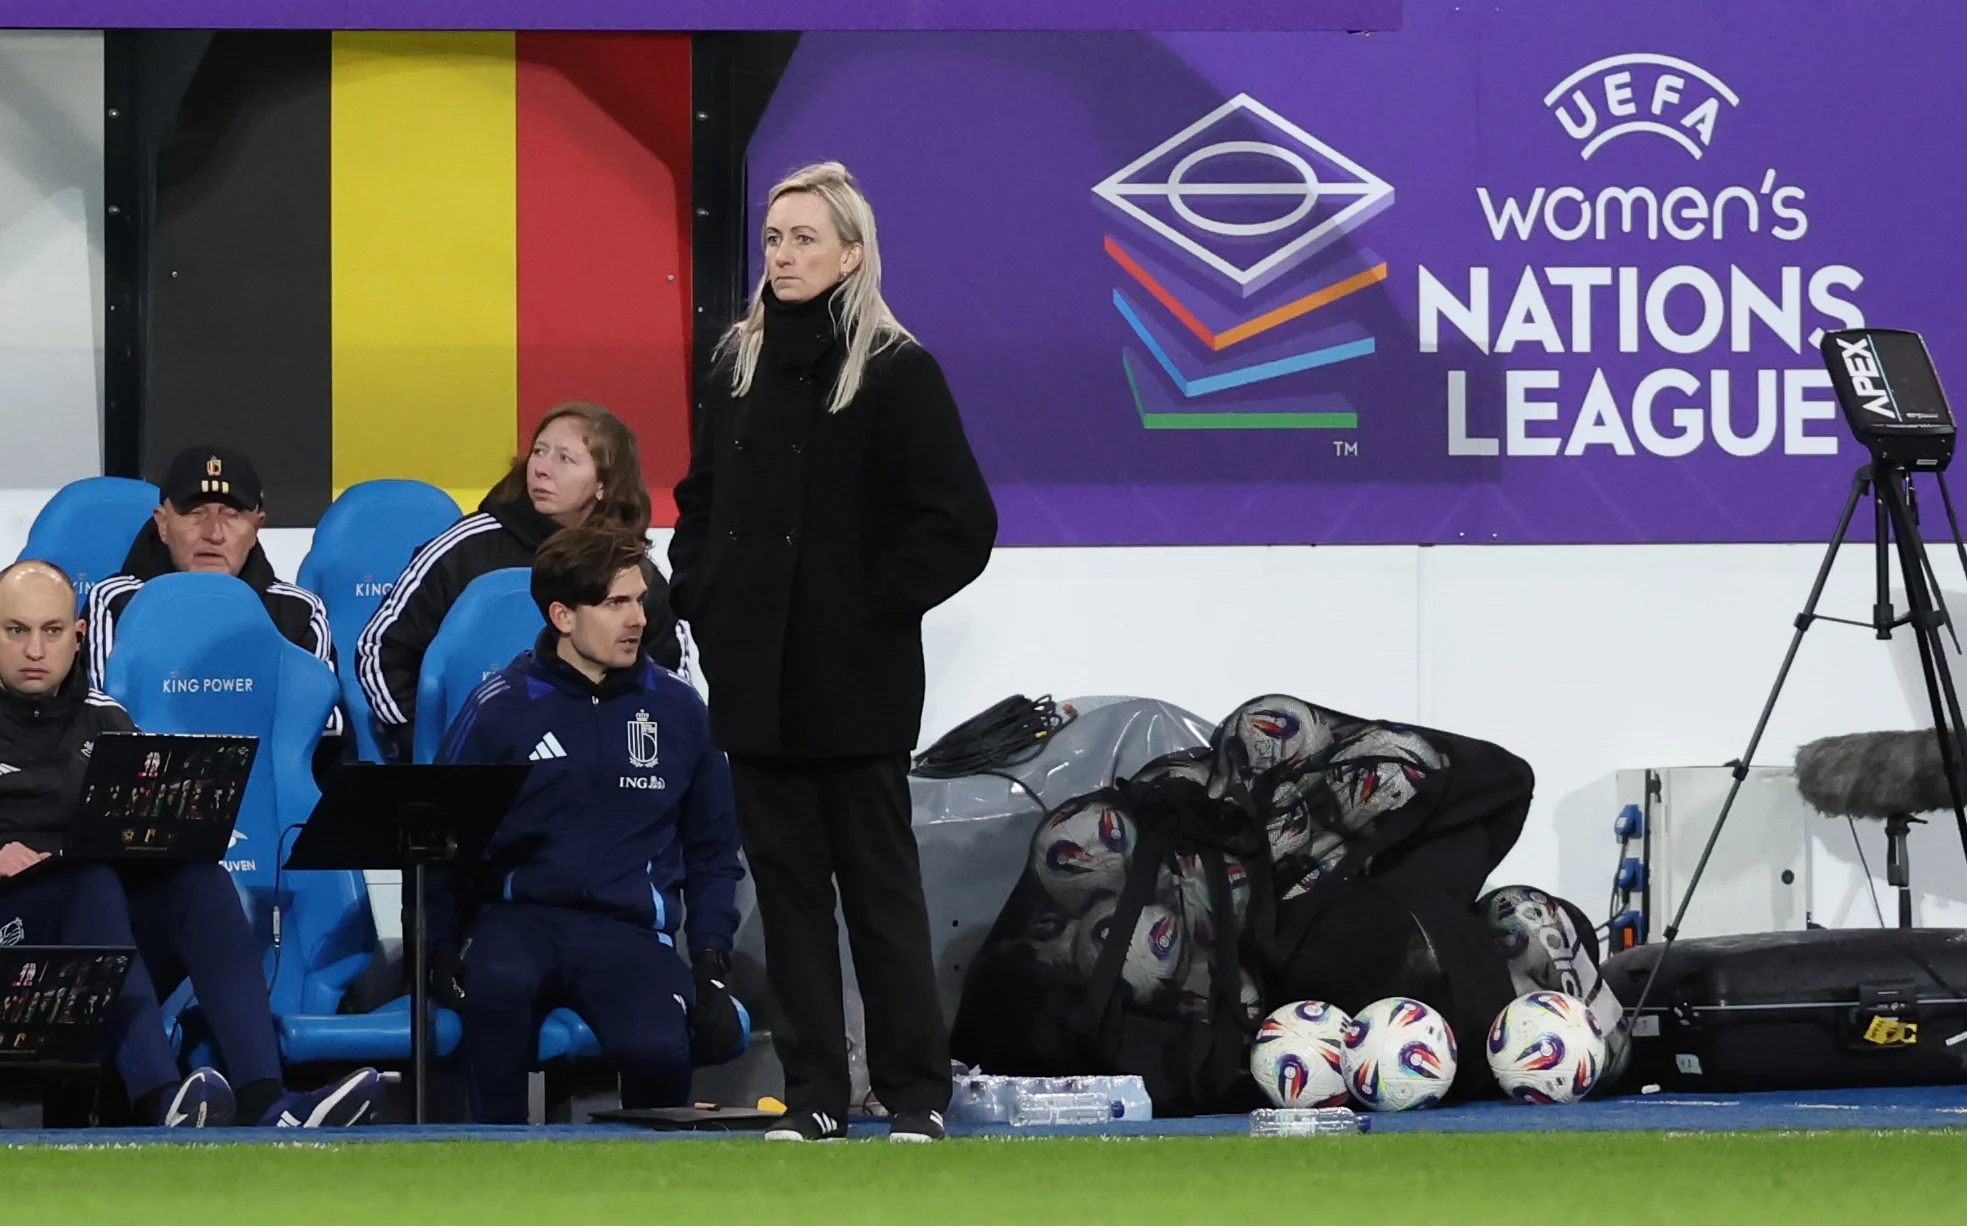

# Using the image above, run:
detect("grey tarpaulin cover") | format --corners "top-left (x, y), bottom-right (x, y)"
top-left (691, 696), bottom-right (1213, 1109)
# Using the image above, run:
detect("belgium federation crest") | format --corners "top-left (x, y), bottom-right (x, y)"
top-left (627, 710), bottom-right (660, 769)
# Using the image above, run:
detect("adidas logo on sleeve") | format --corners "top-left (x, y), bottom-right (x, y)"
top-left (528, 732), bottom-right (568, 762)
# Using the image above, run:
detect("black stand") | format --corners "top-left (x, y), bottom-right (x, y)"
top-left (285, 764), bottom-right (530, 1123)
top-left (1630, 463), bottom-right (1967, 1019)
top-left (1885, 812), bottom-right (1924, 928)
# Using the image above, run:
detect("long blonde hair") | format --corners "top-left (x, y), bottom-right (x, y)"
top-left (714, 162), bottom-right (913, 413)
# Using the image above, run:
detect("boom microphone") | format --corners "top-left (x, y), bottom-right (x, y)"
top-left (1794, 731), bottom-right (1955, 821)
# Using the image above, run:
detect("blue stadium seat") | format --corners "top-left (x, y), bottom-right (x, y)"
top-left (101, 574), bottom-right (396, 1063)
top-left (18, 476), bottom-right (160, 612)
top-left (277, 568), bottom-right (539, 1064)
top-left (405, 569), bottom-right (590, 1057)
top-left (105, 574), bottom-right (340, 935)
top-left (412, 567), bottom-right (541, 765)
top-left (297, 481), bottom-right (461, 762)
top-left (277, 995), bottom-right (463, 1065)
top-left (537, 1008), bottom-right (605, 1063)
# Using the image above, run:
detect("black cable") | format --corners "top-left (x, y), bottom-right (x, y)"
top-left (269, 822), bottom-right (305, 994)
top-left (1848, 816), bottom-right (1888, 929)
top-left (910, 694), bottom-right (1074, 780)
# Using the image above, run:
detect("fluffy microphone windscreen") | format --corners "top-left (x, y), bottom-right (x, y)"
top-left (1794, 730), bottom-right (1957, 819)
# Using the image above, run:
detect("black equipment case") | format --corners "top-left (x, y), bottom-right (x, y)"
top-left (1602, 929), bottom-right (1967, 1092)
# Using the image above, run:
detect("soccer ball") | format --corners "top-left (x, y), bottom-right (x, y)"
top-left (1174, 965), bottom-right (1265, 1023)
top-left (1265, 803), bottom-right (1314, 861)
top-left (1175, 961), bottom-right (1211, 1019)
top-left (1031, 796), bottom-right (1134, 908)
top-left (1487, 991), bottom-right (1605, 1105)
top-left (1342, 997), bottom-right (1458, 1111)
top-left (1326, 728), bottom-right (1439, 826)
top-left (1132, 753), bottom-right (1212, 787)
top-left (1075, 900), bottom-right (1184, 1000)
top-left (1023, 908), bottom-right (1080, 970)
top-left (1172, 852), bottom-right (1252, 946)
top-left (1250, 1001), bottom-right (1352, 1108)
top-left (1483, 885), bottom-right (1575, 992)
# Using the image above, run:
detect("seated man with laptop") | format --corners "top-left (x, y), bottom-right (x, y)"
top-left (0, 559), bottom-right (380, 1127)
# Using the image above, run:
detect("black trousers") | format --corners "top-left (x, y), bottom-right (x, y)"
top-left (730, 753), bottom-right (950, 1118)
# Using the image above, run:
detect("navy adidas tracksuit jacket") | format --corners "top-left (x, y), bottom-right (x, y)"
top-left (438, 632), bottom-right (743, 950)
top-left (438, 632), bottom-right (743, 1122)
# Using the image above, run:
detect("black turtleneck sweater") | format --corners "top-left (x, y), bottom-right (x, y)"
top-left (356, 492), bottom-right (682, 737)
top-left (669, 283), bottom-right (998, 756)
top-left (0, 663), bottom-right (136, 855)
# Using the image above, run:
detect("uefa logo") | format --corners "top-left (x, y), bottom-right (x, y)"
top-left (1542, 53), bottom-right (1739, 161)
top-left (1093, 95), bottom-right (1394, 429)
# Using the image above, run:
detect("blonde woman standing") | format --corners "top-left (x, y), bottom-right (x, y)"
top-left (669, 162), bottom-right (996, 1143)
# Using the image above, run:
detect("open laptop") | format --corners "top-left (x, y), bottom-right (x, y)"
top-left (64, 732), bottom-right (258, 862)
top-left (0, 946), bottom-right (136, 1066)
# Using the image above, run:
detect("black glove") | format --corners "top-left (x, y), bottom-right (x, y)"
top-left (688, 949), bottom-right (745, 1065)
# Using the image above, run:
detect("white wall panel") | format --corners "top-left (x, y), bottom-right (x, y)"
top-left (10, 487), bottom-right (1961, 920)
top-left (0, 31), bottom-right (103, 486)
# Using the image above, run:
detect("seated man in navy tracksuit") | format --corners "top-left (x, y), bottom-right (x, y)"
top-left (438, 527), bottom-right (745, 1124)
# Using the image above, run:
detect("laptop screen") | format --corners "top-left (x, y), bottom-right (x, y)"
top-left (0, 947), bottom-right (135, 1065)
top-left (76, 733), bottom-right (257, 855)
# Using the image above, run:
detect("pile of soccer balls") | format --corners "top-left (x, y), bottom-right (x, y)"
top-left (1250, 990), bottom-right (1608, 1111)
top-left (1023, 793), bottom-right (1260, 1017)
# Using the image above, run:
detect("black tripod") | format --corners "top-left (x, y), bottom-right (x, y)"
top-left (1629, 461), bottom-right (1967, 1020)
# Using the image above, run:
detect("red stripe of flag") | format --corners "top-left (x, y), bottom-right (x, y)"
top-left (516, 32), bottom-right (694, 527)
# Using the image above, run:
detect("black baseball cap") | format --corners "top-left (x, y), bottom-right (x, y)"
top-left (159, 444), bottom-right (264, 512)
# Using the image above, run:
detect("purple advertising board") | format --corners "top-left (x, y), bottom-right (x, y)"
top-left (747, 2), bottom-right (1967, 545)
top-left (0, 0), bottom-right (1398, 31)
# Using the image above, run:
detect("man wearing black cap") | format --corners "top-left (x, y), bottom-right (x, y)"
top-left (84, 446), bottom-right (338, 718)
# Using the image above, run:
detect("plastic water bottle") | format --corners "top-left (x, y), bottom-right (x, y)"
top-left (948, 1072), bottom-right (1013, 1124)
top-left (1106, 1076), bottom-right (1154, 1122)
top-left (947, 1069), bottom-right (1155, 1124)
top-left (1008, 1087), bottom-right (1113, 1126)
top-left (1056, 1075), bottom-right (1155, 1120)
top-left (1248, 1107), bottom-right (1369, 1136)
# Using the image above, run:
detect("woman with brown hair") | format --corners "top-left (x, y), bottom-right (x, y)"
top-left (357, 401), bottom-right (682, 759)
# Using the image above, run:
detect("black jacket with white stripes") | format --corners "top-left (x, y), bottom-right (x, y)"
top-left (355, 495), bottom-right (682, 739)
top-left (0, 663), bottom-right (137, 854)
top-left (86, 522), bottom-right (342, 734)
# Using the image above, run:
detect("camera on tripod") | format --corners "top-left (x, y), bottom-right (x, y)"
top-left (1821, 329), bottom-right (1956, 470)
top-left (1624, 328), bottom-right (1967, 1029)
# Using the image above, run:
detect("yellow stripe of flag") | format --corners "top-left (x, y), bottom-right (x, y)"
top-left (330, 31), bottom-right (517, 509)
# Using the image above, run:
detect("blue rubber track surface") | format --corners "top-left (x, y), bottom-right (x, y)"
top-left (7, 1086), bottom-right (1967, 1145)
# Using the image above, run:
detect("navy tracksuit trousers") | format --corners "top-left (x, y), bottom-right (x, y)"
top-left (462, 903), bottom-right (695, 1124)
top-left (0, 861), bottom-right (281, 1113)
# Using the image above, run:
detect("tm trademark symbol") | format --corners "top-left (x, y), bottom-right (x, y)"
top-left (1333, 440), bottom-right (1359, 457)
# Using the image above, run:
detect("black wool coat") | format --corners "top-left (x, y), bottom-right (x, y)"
top-left (669, 288), bottom-right (998, 758)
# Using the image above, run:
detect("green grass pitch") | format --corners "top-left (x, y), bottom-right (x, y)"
top-left (5, 1132), bottom-right (1966, 1224)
